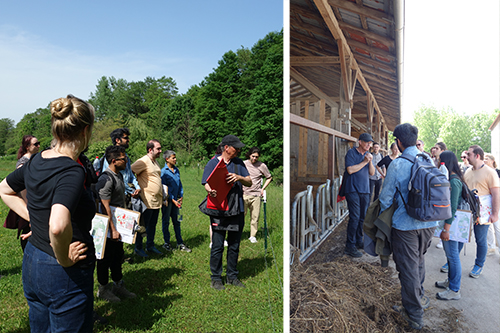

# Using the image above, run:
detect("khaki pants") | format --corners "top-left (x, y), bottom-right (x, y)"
top-left (244, 194), bottom-right (261, 238)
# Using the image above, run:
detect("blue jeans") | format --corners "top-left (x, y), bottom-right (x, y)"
top-left (470, 223), bottom-right (489, 267)
top-left (135, 208), bottom-right (160, 250)
top-left (162, 201), bottom-right (183, 245)
top-left (442, 239), bottom-right (461, 292)
top-left (23, 242), bottom-right (94, 332)
top-left (345, 192), bottom-right (370, 248)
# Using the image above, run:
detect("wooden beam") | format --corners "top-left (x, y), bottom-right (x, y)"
top-left (290, 56), bottom-right (341, 66)
top-left (338, 42), bottom-right (351, 103)
top-left (338, 21), bottom-right (395, 48)
top-left (346, 37), bottom-right (396, 61)
top-left (290, 67), bottom-right (339, 108)
top-left (291, 113), bottom-right (357, 141)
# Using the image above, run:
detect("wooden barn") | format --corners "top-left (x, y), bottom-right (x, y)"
top-left (289, 0), bottom-right (404, 262)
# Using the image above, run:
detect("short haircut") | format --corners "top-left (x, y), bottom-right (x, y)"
top-left (147, 139), bottom-right (160, 153)
top-left (435, 142), bottom-right (447, 151)
top-left (105, 145), bottom-right (126, 164)
top-left (373, 142), bottom-right (380, 146)
top-left (110, 128), bottom-right (130, 145)
top-left (417, 139), bottom-right (424, 145)
top-left (469, 145), bottom-right (484, 160)
top-left (163, 150), bottom-right (176, 160)
top-left (393, 123), bottom-right (418, 149)
top-left (245, 147), bottom-right (261, 159)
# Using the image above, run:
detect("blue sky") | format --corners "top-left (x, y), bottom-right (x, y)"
top-left (0, 1), bottom-right (283, 123)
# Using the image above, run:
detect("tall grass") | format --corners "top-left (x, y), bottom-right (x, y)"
top-left (0, 159), bottom-right (283, 332)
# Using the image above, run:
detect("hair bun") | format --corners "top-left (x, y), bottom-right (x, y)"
top-left (51, 97), bottom-right (73, 120)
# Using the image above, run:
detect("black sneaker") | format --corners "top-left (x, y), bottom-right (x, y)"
top-left (392, 305), bottom-right (423, 330)
top-left (227, 278), bottom-right (246, 288)
top-left (344, 247), bottom-right (362, 258)
top-left (162, 243), bottom-right (173, 251)
top-left (210, 280), bottom-right (225, 290)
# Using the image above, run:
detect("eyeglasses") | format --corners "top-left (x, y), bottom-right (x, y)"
top-left (34, 142), bottom-right (40, 147)
top-left (461, 156), bottom-right (467, 159)
top-left (122, 136), bottom-right (129, 140)
top-left (114, 157), bottom-right (126, 162)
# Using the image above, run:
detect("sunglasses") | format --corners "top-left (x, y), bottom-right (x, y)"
top-left (34, 142), bottom-right (40, 147)
top-left (461, 156), bottom-right (467, 159)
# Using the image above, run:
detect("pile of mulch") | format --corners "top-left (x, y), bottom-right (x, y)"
top-left (289, 220), bottom-right (467, 332)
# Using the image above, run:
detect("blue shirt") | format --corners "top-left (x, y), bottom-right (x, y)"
top-left (161, 165), bottom-right (183, 201)
top-left (102, 153), bottom-right (140, 195)
top-left (379, 146), bottom-right (439, 231)
top-left (345, 147), bottom-right (370, 194)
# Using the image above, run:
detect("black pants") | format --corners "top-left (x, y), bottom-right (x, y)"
top-left (97, 240), bottom-right (124, 286)
top-left (370, 178), bottom-right (382, 202)
top-left (210, 213), bottom-right (244, 281)
top-left (391, 227), bottom-right (435, 323)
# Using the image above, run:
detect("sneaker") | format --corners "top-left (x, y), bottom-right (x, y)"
top-left (147, 247), bottom-right (163, 255)
top-left (210, 280), bottom-right (225, 290)
top-left (209, 242), bottom-right (212, 248)
top-left (344, 247), bottom-right (362, 258)
top-left (178, 244), bottom-right (192, 253)
top-left (469, 264), bottom-right (483, 278)
top-left (435, 279), bottom-right (449, 289)
top-left (392, 305), bottom-right (423, 330)
top-left (440, 263), bottom-right (448, 273)
top-left (112, 280), bottom-right (136, 299)
top-left (134, 248), bottom-right (148, 258)
top-left (249, 237), bottom-right (258, 243)
top-left (420, 295), bottom-right (430, 310)
top-left (487, 248), bottom-right (496, 256)
top-left (226, 278), bottom-right (246, 288)
top-left (436, 288), bottom-right (461, 300)
top-left (224, 240), bottom-right (228, 247)
top-left (97, 284), bottom-right (121, 303)
top-left (436, 240), bottom-right (443, 249)
top-left (162, 243), bottom-right (173, 251)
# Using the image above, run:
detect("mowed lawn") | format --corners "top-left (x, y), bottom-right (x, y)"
top-left (0, 157), bottom-right (284, 332)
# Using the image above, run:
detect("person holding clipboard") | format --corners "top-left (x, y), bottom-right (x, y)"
top-left (201, 135), bottom-right (251, 291)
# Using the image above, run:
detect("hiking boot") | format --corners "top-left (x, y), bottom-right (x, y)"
top-left (420, 295), bottom-right (430, 309)
top-left (178, 244), bottom-right (192, 252)
top-left (344, 247), bottom-right (362, 258)
top-left (227, 278), bottom-right (246, 288)
top-left (356, 242), bottom-right (364, 250)
top-left (435, 279), bottom-right (449, 289)
top-left (97, 284), bottom-right (121, 303)
top-left (436, 288), bottom-right (461, 300)
top-left (440, 263), bottom-right (448, 273)
top-left (211, 280), bottom-right (225, 290)
top-left (392, 305), bottom-right (423, 330)
top-left (112, 280), bottom-right (136, 299)
top-left (134, 248), bottom-right (148, 258)
top-left (469, 264), bottom-right (483, 278)
top-left (162, 243), bottom-right (173, 251)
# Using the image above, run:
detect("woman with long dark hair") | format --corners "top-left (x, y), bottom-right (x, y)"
top-left (435, 150), bottom-right (463, 300)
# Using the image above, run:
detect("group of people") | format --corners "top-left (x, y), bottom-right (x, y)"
top-left (0, 95), bottom-right (273, 331)
top-left (342, 124), bottom-right (500, 330)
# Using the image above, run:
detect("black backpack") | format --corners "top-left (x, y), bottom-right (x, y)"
top-left (451, 174), bottom-right (480, 223)
top-left (397, 153), bottom-right (452, 222)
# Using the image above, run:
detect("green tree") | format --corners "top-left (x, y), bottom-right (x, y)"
top-left (439, 113), bottom-right (473, 155)
top-left (412, 105), bottom-right (448, 151)
top-left (0, 118), bottom-right (15, 155)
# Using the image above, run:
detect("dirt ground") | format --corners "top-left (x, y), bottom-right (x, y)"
top-left (290, 220), bottom-right (500, 332)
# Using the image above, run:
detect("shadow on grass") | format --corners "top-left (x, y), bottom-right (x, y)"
top-left (0, 265), bottom-right (22, 277)
top-left (94, 266), bottom-right (184, 331)
top-left (238, 253), bottom-right (276, 280)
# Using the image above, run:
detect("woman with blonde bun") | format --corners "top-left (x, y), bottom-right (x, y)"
top-left (0, 95), bottom-right (96, 332)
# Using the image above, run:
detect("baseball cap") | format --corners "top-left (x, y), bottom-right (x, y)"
top-left (358, 133), bottom-right (374, 142)
top-left (220, 135), bottom-right (245, 149)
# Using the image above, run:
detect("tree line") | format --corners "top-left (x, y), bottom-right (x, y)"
top-left (0, 31), bottom-right (283, 182)
top-left (412, 105), bottom-right (499, 155)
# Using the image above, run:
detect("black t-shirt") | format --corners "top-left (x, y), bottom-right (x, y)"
top-left (6, 152), bottom-right (96, 266)
top-left (377, 155), bottom-right (394, 170)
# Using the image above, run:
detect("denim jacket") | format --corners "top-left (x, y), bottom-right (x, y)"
top-left (379, 146), bottom-right (439, 231)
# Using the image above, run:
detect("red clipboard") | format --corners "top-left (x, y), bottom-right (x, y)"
top-left (206, 158), bottom-right (233, 210)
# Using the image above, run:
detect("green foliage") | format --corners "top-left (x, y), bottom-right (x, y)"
top-left (413, 106), bottom-right (499, 154)
top-left (0, 118), bottom-right (14, 155)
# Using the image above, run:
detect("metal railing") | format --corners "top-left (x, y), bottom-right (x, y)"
top-left (290, 177), bottom-right (349, 264)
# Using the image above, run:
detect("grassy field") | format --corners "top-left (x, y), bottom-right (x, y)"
top-left (0, 158), bottom-right (283, 332)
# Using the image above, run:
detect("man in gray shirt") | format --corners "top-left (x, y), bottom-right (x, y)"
top-left (369, 142), bottom-right (383, 202)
